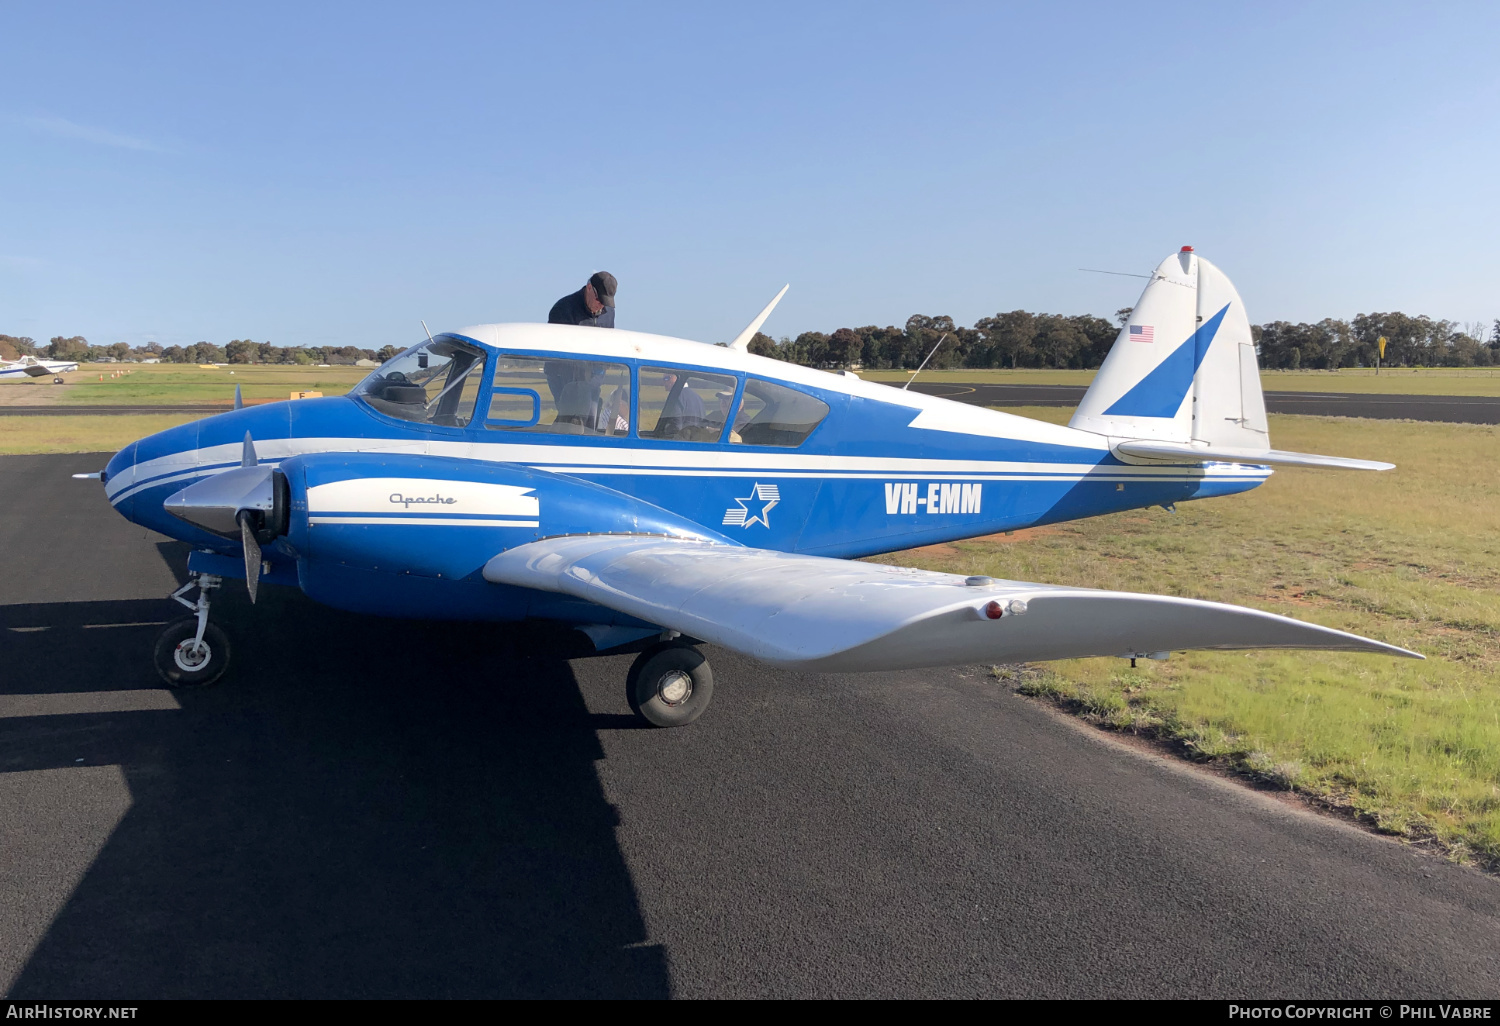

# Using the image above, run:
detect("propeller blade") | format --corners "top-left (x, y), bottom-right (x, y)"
top-left (241, 431), bottom-right (257, 468)
top-left (239, 511), bottom-right (262, 604)
top-left (234, 384), bottom-right (244, 410)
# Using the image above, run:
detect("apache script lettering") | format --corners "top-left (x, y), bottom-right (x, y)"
top-left (390, 492), bottom-right (459, 508)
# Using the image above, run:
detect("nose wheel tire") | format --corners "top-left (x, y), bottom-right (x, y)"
top-left (627, 642), bottom-right (714, 728)
top-left (154, 617), bottom-right (231, 688)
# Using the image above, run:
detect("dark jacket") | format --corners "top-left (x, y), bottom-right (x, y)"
top-left (548, 288), bottom-right (615, 328)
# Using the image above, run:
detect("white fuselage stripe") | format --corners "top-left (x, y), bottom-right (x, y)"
top-left (308, 517), bottom-right (541, 527)
top-left (110, 436), bottom-right (1270, 505)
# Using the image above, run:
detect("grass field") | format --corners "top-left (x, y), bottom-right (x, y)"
top-left (0, 414), bottom-right (202, 455)
top-left (0, 363), bottom-right (367, 406)
top-left (857, 366), bottom-right (1500, 396)
top-left (877, 408), bottom-right (1500, 868)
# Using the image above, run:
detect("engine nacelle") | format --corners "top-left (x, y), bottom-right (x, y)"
top-left (164, 463), bottom-right (288, 539)
top-left (279, 452), bottom-right (732, 582)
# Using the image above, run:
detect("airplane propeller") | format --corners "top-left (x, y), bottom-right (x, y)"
top-left (239, 511), bottom-right (262, 603)
top-left (238, 431), bottom-right (261, 603)
top-left (162, 430), bottom-right (282, 604)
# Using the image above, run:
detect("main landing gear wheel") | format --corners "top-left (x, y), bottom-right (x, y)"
top-left (154, 616), bottom-right (231, 688)
top-left (627, 642), bottom-right (714, 728)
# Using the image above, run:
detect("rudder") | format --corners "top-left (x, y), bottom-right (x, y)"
top-left (1070, 248), bottom-right (1267, 447)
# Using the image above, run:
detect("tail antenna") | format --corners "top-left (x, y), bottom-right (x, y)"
top-left (903, 333), bottom-right (949, 390)
top-left (727, 285), bottom-right (790, 351)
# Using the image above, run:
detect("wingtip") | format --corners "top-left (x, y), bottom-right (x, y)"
top-left (1352, 637), bottom-right (1423, 659)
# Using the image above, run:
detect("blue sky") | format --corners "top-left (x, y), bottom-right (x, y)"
top-left (3, 2), bottom-right (1497, 350)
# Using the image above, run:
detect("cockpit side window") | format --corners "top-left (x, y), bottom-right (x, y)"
top-left (638, 366), bottom-right (737, 442)
top-left (351, 339), bottom-right (487, 427)
top-left (485, 355), bottom-right (631, 436)
top-left (731, 378), bottom-right (830, 447)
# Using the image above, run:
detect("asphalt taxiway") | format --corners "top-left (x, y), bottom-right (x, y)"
top-left (3, 452), bottom-right (1499, 998)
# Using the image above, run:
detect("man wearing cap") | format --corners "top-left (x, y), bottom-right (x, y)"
top-left (709, 387), bottom-right (743, 443)
top-left (548, 272), bottom-right (617, 328)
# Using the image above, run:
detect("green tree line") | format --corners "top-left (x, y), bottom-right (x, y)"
top-left (6, 313), bottom-right (1498, 371)
top-left (0, 335), bottom-right (396, 366)
top-left (1254, 315), bottom-right (1497, 370)
top-left (748, 313), bottom-right (1500, 370)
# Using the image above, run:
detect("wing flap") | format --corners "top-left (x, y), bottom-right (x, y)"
top-left (1115, 439), bottom-right (1394, 471)
top-left (484, 536), bottom-right (1419, 671)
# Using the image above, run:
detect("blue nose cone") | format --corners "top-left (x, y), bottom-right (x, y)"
top-left (103, 403), bottom-right (299, 541)
top-left (104, 440), bottom-right (136, 484)
top-left (103, 440), bottom-right (139, 517)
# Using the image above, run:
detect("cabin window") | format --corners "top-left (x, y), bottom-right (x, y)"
top-left (352, 338), bottom-right (488, 427)
top-left (638, 367), bottom-right (738, 442)
top-left (485, 356), bottom-right (631, 436)
top-left (731, 378), bottom-right (830, 447)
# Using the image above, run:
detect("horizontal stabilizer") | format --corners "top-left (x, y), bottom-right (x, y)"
top-left (484, 535), bottom-right (1419, 672)
top-left (1115, 440), bottom-right (1394, 471)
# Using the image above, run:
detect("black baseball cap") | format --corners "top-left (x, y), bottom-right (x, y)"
top-left (589, 271), bottom-right (617, 307)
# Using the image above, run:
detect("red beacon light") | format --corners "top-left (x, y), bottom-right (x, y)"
top-left (983, 600), bottom-right (1004, 620)
top-left (1181, 245), bottom-right (1194, 252)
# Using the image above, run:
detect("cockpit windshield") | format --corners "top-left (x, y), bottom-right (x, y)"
top-left (351, 338), bottom-right (488, 427)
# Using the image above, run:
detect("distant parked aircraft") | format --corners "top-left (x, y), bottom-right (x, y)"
top-left (0, 355), bottom-right (79, 381)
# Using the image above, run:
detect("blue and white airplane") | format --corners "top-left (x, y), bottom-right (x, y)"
top-left (86, 248), bottom-right (1417, 726)
top-left (1, 355), bottom-right (79, 381)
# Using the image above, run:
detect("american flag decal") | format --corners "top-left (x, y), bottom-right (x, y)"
top-left (1129, 324), bottom-right (1154, 343)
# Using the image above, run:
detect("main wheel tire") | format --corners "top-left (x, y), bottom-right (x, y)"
top-left (627, 642), bottom-right (714, 727)
top-left (154, 617), bottom-right (231, 688)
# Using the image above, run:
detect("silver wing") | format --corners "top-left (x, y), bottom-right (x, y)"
top-left (484, 536), bottom-right (1419, 671)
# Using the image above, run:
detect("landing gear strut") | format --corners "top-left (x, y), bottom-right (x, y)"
top-left (627, 640), bottom-right (714, 727)
top-left (155, 573), bottom-right (231, 688)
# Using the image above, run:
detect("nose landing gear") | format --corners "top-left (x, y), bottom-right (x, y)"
top-left (627, 640), bottom-right (714, 727)
top-left (155, 573), bottom-right (231, 688)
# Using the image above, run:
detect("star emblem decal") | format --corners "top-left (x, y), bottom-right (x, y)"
top-left (722, 483), bottom-right (781, 528)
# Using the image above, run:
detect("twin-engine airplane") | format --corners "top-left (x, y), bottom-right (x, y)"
top-left (87, 248), bottom-right (1417, 726)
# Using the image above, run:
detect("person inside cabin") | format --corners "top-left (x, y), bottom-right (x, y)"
top-left (597, 380), bottom-right (631, 435)
top-left (709, 388), bottom-right (742, 443)
top-left (656, 371), bottom-right (706, 438)
top-left (548, 271), bottom-right (617, 328)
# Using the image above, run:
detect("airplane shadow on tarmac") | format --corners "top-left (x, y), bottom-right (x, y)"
top-left (1, 542), bottom-right (669, 999)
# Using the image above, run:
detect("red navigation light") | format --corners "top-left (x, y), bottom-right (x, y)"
top-left (1181, 245), bottom-right (1194, 252)
top-left (984, 601), bottom-right (1004, 620)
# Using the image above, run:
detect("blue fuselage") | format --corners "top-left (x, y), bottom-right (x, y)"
top-left (102, 332), bottom-right (1267, 626)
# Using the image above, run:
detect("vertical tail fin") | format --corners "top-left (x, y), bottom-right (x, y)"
top-left (1072, 249), bottom-right (1393, 471)
top-left (1069, 248), bottom-right (1267, 447)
